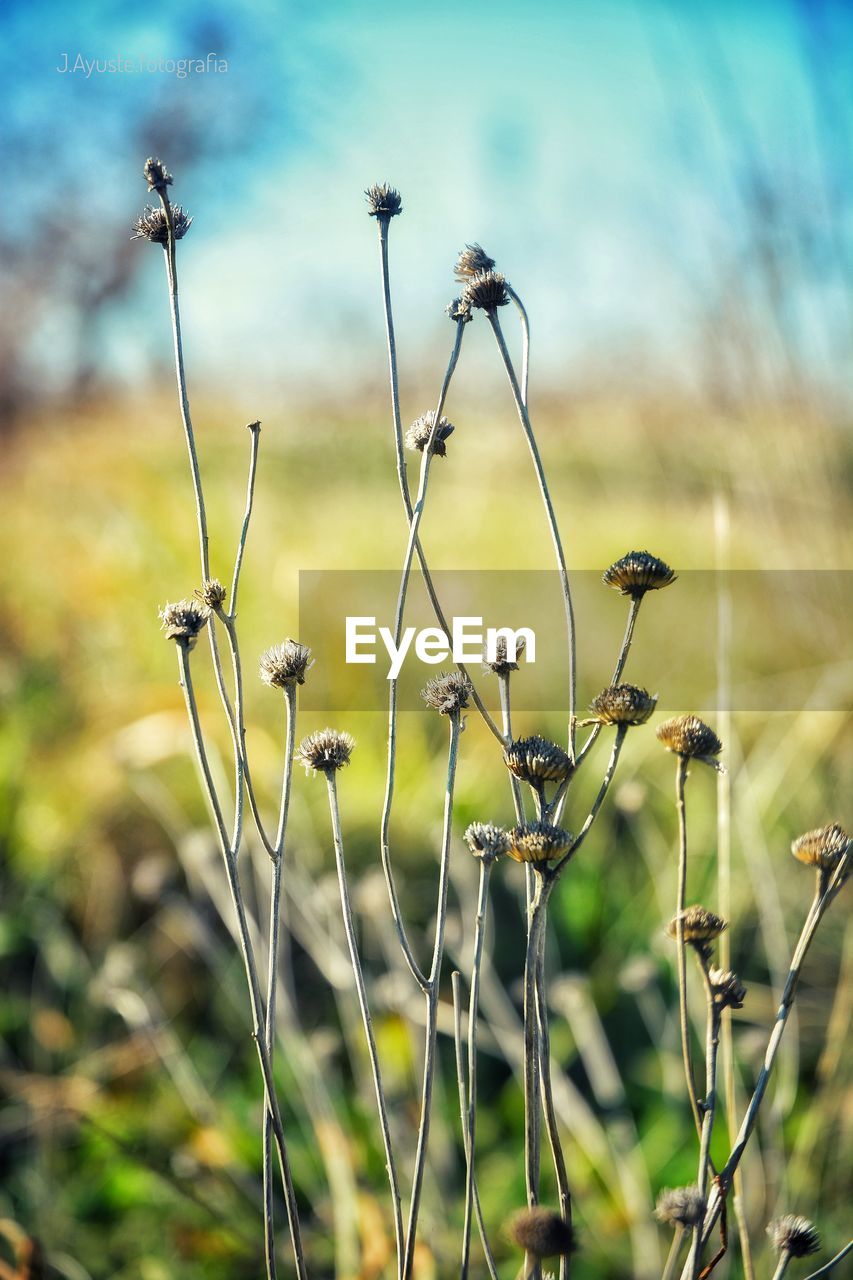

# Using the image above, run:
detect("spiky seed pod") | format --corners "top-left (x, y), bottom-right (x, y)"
top-left (454, 243), bottom-right (496, 282)
top-left (708, 968), bottom-right (747, 1010)
top-left (602, 550), bottom-right (677, 599)
top-left (504, 735), bottom-right (574, 785)
top-left (768, 1216), bottom-right (820, 1258)
top-left (587, 683), bottom-right (657, 726)
top-left (464, 822), bottom-right (510, 862)
top-left (404, 411), bottom-right (455, 457)
top-left (667, 906), bottom-right (728, 946)
top-left (259, 640), bottom-right (314, 689)
top-left (462, 269), bottom-right (510, 311)
top-left (365, 183), bottom-right (402, 219)
top-left (143, 156), bottom-right (172, 190)
top-left (483, 634), bottom-right (526, 676)
top-left (132, 205), bottom-right (192, 245)
top-left (509, 1207), bottom-right (575, 1259)
top-left (195, 578), bottom-right (227, 610)
top-left (295, 728), bottom-right (354, 774)
top-left (791, 823), bottom-right (850, 872)
top-left (420, 671), bottom-right (473, 715)
top-left (446, 296), bottom-right (473, 324)
top-left (160, 599), bottom-right (208, 649)
top-left (656, 715), bottom-right (723, 763)
top-left (655, 1186), bottom-right (706, 1229)
top-left (507, 822), bottom-right (573, 865)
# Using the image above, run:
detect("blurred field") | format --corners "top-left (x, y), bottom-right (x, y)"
top-left (0, 383), bottom-right (851, 1279)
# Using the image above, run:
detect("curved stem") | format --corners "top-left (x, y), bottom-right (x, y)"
top-left (661, 1226), bottom-right (686, 1280)
top-left (770, 1255), bottom-right (792, 1280)
top-left (577, 598), bottom-right (641, 766)
top-left (802, 1241), bottom-right (853, 1280)
top-left (535, 919), bottom-right (572, 1280)
top-left (522, 872), bottom-right (552, 1280)
top-left (507, 284), bottom-right (531, 406)
top-left (687, 960), bottom-right (721, 1279)
top-left (674, 757), bottom-right (705, 1139)
top-left (552, 725), bottom-right (627, 871)
top-left (451, 972), bottom-right (500, 1280)
top-left (461, 860), bottom-right (494, 1279)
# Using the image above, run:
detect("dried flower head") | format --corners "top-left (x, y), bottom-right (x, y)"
top-left (404, 411), bottom-right (455, 457)
top-left (587, 683), bottom-right (657, 726)
top-left (507, 822), bottom-right (573, 865)
top-left (462, 269), bottom-right (510, 311)
top-left (603, 550), bottom-right (677, 599)
top-left (295, 728), bottom-right (354, 774)
top-left (768, 1216), bottom-right (820, 1258)
top-left (655, 1186), bottom-right (706, 1229)
top-left (509, 1207), bottom-right (575, 1259)
top-left (132, 205), bottom-right (192, 245)
top-left (259, 640), bottom-right (314, 689)
top-left (365, 183), bottom-right (402, 219)
top-left (195, 578), bottom-right (227, 610)
top-left (464, 822), bottom-right (510, 862)
top-left (708, 968), bottom-right (747, 1010)
top-left (656, 715), bottom-right (723, 765)
top-left (791, 823), bottom-right (850, 872)
top-left (446, 296), bottom-right (473, 324)
top-left (504, 736), bottom-right (574, 785)
top-left (483, 634), bottom-right (526, 676)
top-left (143, 156), bottom-right (172, 191)
top-left (454, 243), bottom-right (496, 281)
top-left (159, 599), bottom-right (208, 649)
top-left (420, 671), bottom-right (473, 716)
top-left (667, 906), bottom-right (728, 946)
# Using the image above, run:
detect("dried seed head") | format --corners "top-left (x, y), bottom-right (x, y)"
top-left (504, 736), bottom-right (574, 785)
top-left (656, 715), bottom-right (723, 765)
top-left (454, 243), bottom-right (496, 282)
top-left (509, 1207), bottom-right (575, 1259)
top-left (420, 671), bottom-right (473, 715)
top-left (483, 634), bottom-right (526, 676)
top-left (295, 728), bottom-right (354, 774)
top-left (446, 296), bottom-right (473, 324)
top-left (132, 205), bottom-right (192, 245)
top-left (708, 968), bottom-right (747, 1010)
top-left (507, 822), bottom-right (573, 865)
top-left (655, 1186), bottom-right (706, 1229)
top-left (404, 411), bottom-right (455, 457)
top-left (768, 1216), bottom-right (820, 1258)
top-left (259, 641), bottom-right (314, 689)
top-left (195, 578), bottom-right (227, 610)
top-left (603, 550), bottom-right (677, 599)
top-left (667, 906), bottom-right (728, 946)
top-left (365, 183), bottom-right (402, 219)
top-left (464, 822), bottom-right (510, 862)
top-left (462, 269), bottom-right (510, 311)
top-left (791, 823), bottom-right (850, 871)
top-left (143, 156), bottom-right (173, 191)
top-left (587, 683), bottom-right (657, 726)
top-left (159, 599), bottom-right (208, 649)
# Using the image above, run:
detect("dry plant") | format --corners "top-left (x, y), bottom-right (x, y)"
top-left (135, 159), bottom-right (851, 1280)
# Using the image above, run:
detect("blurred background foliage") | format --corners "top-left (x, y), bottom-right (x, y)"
top-left (1, 0), bottom-right (851, 1277)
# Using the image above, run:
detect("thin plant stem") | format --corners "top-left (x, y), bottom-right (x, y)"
top-left (461, 859), bottom-right (494, 1280)
top-left (487, 308), bottom-right (577, 759)
top-left (522, 871), bottom-right (553, 1280)
top-left (576, 597), bottom-right (642, 767)
top-left (499, 673), bottom-right (526, 825)
top-left (687, 961), bottom-right (721, 1279)
top-left (674, 757), bottom-right (705, 1139)
top-left (507, 284), bottom-right (531, 406)
top-left (451, 972), bottom-right (500, 1280)
top-left (661, 1226), bottom-right (686, 1280)
top-left (403, 711), bottom-right (461, 1280)
top-left (770, 1255), bottom-right (792, 1280)
top-left (802, 1241), bottom-right (853, 1280)
top-left (176, 643), bottom-right (306, 1279)
top-left (552, 724), bottom-right (627, 870)
top-left (324, 770), bottom-right (405, 1280)
top-left (534, 923), bottom-right (572, 1280)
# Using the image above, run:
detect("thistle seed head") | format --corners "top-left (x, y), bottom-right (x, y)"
top-left (655, 1186), bottom-right (706, 1229)
top-left (507, 822), bottom-right (573, 865)
top-left (143, 156), bottom-right (173, 191)
top-left (446, 296), bottom-right (473, 324)
top-left (483, 634), bottom-right (526, 676)
top-left (132, 205), bottom-right (192, 245)
top-left (295, 728), bottom-right (354, 774)
top-left (656, 715), bottom-right (723, 765)
top-left (420, 671), bottom-right (473, 716)
top-left (791, 823), bottom-right (850, 871)
top-left (259, 641), bottom-right (314, 689)
top-left (587, 683), bottom-right (657, 726)
top-left (464, 822), bottom-right (510, 862)
top-left (462, 269), bottom-right (510, 311)
top-left (159, 599), bottom-right (208, 649)
top-left (504, 736), bottom-right (574, 785)
top-left (667, 906), bottom-right (728, 946)
top-left (195, 578), bottom-right (227, 610)
top-left (404, 411), bottom-right (455, 457)
top-left (454, 243), bottom-right (496, 282)
top-left (365, 183), bottom-right (402, 220)
top-left (768, 1216), bottom-right (820, 1258)
top-left (708, 968), bottom-right (747, 1010)
top-left (508, 1207), bottom-right (575, 1259)
top-left (603, 550), bottom-right (676, 599)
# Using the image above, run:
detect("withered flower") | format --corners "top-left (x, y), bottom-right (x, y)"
top-left (143, 156), bottom-right (172, 191)
top-left (404, 411), bottom-right (455, 457)
top-left (509, 1207), bottom-right (575, 1259)
top-left (420, 671), bottom-right (473, 715)
top-left (296, 729), bottom-right (354, 774)
top-left (656, 715), bottom-right (723, 767)
top-left (768, 1216), bottom-right (820, 1259)
top-left (587, 683), bottom-right (657, 726)
top-left (667, 906), bottom-right (727, 946)
top-left (504, 736), bottom-right (573, 785)
top-left (507, 822), bottom-right (573, 865)
top-left (365, 183), bottom-right (402, 219)
top-left (195, 579), bottom-right (227, 610)
top-left (132, 205), bottom-right (192, 245)
top-left (454, 243), bottom-right (496, 281)
top-left (259, 641), bottom-right (314, 688)
top-left (462, 269), bottom-right (510, 311)
top-left (655, 1186), bottom-right (706, 1229)
top-left (602, 550), bottom-right (676, 599)
top-left (708, 968), bottom-right (747, 1010)
top-left (483, 634), bottom-right (526, 676)
top-left (464, 822), bottom-right (510, 862)
top-left (791, 823), bottom-right (850, 872)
